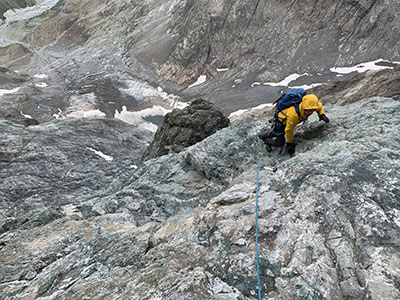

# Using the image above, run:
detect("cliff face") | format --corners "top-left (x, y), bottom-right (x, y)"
top-left (1, 0), bottom-right (399, 120)
top-left (154, 0), bottom-right (400, 84)
top-left (1, 96), bottom-right (399, 299)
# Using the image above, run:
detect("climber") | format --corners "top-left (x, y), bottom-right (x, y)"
top-left (258, 93), bottom-right (330, 155)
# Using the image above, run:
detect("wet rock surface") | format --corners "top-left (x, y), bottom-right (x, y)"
top-left (142, 99), bottom-right (230, 161)
top-left (1, 97), bottom-right (399, 299)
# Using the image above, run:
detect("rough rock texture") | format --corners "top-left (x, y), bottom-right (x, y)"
top-left (230, 65), bottom-right (400, 124)
top-left (309, 65), bottom-right (400, 105)
top-left (158, 0), bottom-right (400, 85)
top-left (0, 117), bottom-right (153, 226)
top-left (1, 97), bottom-right (399, 299)
top-left (1, 0), bottom-right (399, 119)
top-left (142, 99), bottom-right (230, 161)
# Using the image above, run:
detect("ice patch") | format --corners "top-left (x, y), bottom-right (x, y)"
top-left (121, 79), bottom-right (181, 105)
top-left (330, 59), bottom-right (400, 74)
top-left (87, 148), bottom-right (113, 162)
top-left (188, 75), bottom-right (206, 88)
top-left (114, 105), bottom-right (170, 132)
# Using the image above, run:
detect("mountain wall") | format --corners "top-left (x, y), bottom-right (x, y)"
top-left (1, 0), bottom-right (399, 119)
top-left (147, 0), bottom-right (400, 84)
top-left (1, 96), bottom-right (399, 299)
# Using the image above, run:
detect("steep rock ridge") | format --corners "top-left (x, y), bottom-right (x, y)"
top-left (142, 99), bottom-right (230, 161)
top-left (158, 0), bottom-right (400, 85)
top-left (1, 97), bottom-right (399, 299)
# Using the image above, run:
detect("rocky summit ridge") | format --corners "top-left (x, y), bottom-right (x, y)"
top-left (1, 96), bottom-right (399, 299)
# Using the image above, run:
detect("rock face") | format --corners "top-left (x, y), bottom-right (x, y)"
top-left (1, 97), bottom-right (399, 299)
top-left (142, 99), bottom-right (230, 161)
top-left (157, 0), bottom-right (400, 84)
top-left (1, 0), bottom-right (399, 120)
top-left (0, 117), bottom-right (153, 229)
top-left (310, 64), bottom-right (400, 106)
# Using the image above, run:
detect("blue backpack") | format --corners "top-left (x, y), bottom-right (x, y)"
top-left (273, 88), bottom-right (306, 119)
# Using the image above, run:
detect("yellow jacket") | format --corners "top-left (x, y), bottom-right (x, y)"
top-left (277, 94), bottom-right (325, 143)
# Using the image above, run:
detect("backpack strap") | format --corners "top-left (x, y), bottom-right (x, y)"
top-left (294, 104), bottom-right (300, 117)
top-left (274, 104), bottom-right (301, 122)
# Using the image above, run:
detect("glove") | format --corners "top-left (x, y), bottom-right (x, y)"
top-left (319, 114), bottom-right (330, 123)
top-left (285, 142), bottom-right (296, 156)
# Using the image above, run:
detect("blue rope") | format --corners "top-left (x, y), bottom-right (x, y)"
top-left (255, 166), bottom-right (264, 300)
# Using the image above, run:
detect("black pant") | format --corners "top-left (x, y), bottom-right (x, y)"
top-left (258, 121), bottom-right (286, 147)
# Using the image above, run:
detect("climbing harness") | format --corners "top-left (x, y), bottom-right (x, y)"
top-left (255, 165), bottom-right (277, 300)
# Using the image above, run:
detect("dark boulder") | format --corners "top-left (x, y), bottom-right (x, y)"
top-left (142, 99), bottom-right (230, 161)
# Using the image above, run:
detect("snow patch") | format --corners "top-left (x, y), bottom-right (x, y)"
top-left (67, 110), bottom-right (106, 118)
top-left (20, 111), bottom-right (33, 119)
top-left (53, 108), bottom-right (65, 120)
top-left (114, 105), bottom-right (170, 132)
top-left (34, 74), bottom-right (49, 79)
top-left (35, 82), bottom-right (48, 88)
top-left (289, 83), bottom-right (323, 89)
top-left (87, 147), bottom-right (113, 162)
top-left (65, 93), bottom-right (106, 118)
top-left (188, 75), bottom-right (206, 88)
top-left (263, 73), bottom-right (308, 87)
top-left (330, 59), bottom-right (400, 74)
top-left (251, 82), bottom-right (262, 87)
top-left (0, 87), bottom-right (20, 96)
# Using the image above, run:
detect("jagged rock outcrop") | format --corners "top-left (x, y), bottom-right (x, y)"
top-left (1, 97), bottom-right (399, 299)
top-left (142, 99), bottom-right (230, 161)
